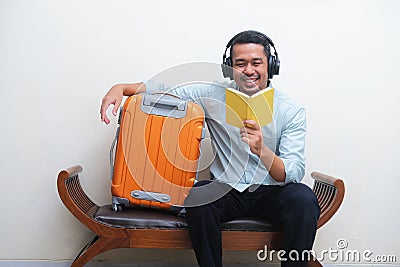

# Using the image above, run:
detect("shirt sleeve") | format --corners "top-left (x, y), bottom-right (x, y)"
top-left (143, 79), bottom-right (220, 106)
top-left (143, 80), bottom-right (167, 93)
top-left (279, 108), bottom-right (306, 184)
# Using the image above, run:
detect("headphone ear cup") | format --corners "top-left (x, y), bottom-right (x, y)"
top-left (268, 55), bottom-right (279, 79)
top-left (221, 57), bottom-right (234, 80)
top-left (274, 57), bottom-right (280, 77)
top-left (268, 56), bottom-right (274, 79)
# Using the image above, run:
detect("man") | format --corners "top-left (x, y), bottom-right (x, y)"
top-left (100, 30), bottom-right (320, 267)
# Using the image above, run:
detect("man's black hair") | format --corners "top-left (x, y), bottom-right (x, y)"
top-left (230, 30), bottom-right (271, 59)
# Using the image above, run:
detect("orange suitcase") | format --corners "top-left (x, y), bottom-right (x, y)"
top-left (110, 93), bottom-right (205, 212)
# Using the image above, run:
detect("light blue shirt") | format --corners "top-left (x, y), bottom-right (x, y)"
top-left (144, 80), bottom-right (306, 192)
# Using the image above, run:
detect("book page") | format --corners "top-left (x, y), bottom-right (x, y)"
top-left (247, 88), bottom-right (274, 127)
top-left (226, 88), bottom-right (249, 128)
top-left (226, 87), bottom-right (274, 128)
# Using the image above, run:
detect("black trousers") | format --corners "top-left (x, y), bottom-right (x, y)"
top-left (185, 180), bottom-right (321, 267)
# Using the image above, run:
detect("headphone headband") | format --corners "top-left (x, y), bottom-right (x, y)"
top-left (221, 30), bottom-right (280, 80)
top-left (225, 30), bottom-right (275, 50)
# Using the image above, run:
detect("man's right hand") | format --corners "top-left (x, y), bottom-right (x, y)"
top-left (100, 84), bottom-right (125, 124)
top-left (100, 82), bottom-right (146, 124)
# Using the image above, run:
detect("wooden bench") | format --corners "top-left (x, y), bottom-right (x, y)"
top-left (57, 165), bottom-right (345, 267)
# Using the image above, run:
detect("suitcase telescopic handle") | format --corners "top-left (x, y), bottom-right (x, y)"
top-left (141, 93), bottom-right (188, 118)
top-left (150, 91), bottom-right (183, 99)
top-left (109, 107), bottom-right (123, 181)
top-left (147, 92), bottom-right (184, 110)
top-left (109, 126), bottom-right (120, 180)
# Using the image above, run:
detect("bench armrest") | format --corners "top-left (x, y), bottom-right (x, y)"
top-left (57, 165), bottom-right (101, 231)
top-left (311, 172), bottom-right (345, 228)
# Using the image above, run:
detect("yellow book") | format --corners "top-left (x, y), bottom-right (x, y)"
top-left (225, 87), bottom-right (274, 128)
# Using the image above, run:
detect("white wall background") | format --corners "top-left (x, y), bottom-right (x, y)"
top-left (1, 0), bottom-right (399, 265)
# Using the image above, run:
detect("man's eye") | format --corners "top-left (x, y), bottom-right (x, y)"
top-left (235, 63), bottom-right (245, 67)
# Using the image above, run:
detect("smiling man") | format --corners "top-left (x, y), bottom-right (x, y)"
top-left (100, 30), bottom-right (320, 267)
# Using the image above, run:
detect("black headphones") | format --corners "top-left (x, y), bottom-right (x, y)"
top-left (221, 30), bottom-right (280, 80)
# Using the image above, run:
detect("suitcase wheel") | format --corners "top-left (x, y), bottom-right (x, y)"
top-left (112, 203), bottom-right (125, 212)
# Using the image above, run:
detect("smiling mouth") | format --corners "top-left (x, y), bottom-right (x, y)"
top-left (241, 77), bottom-right (258, 86)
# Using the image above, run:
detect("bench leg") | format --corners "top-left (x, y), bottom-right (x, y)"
top-left (307, 256), bottom-right (323, 267)
top-left (71, 235), bottom-right (129, 267)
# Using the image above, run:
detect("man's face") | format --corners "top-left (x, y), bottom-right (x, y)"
top-left (231, 43), bottom-right (269, 95)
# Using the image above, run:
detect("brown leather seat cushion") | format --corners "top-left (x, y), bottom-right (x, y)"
top-left (94, 205), bottom-right (281, 232)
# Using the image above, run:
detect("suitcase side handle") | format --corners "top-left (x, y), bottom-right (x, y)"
top-left (131, 190), bottom-right (171, 203)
